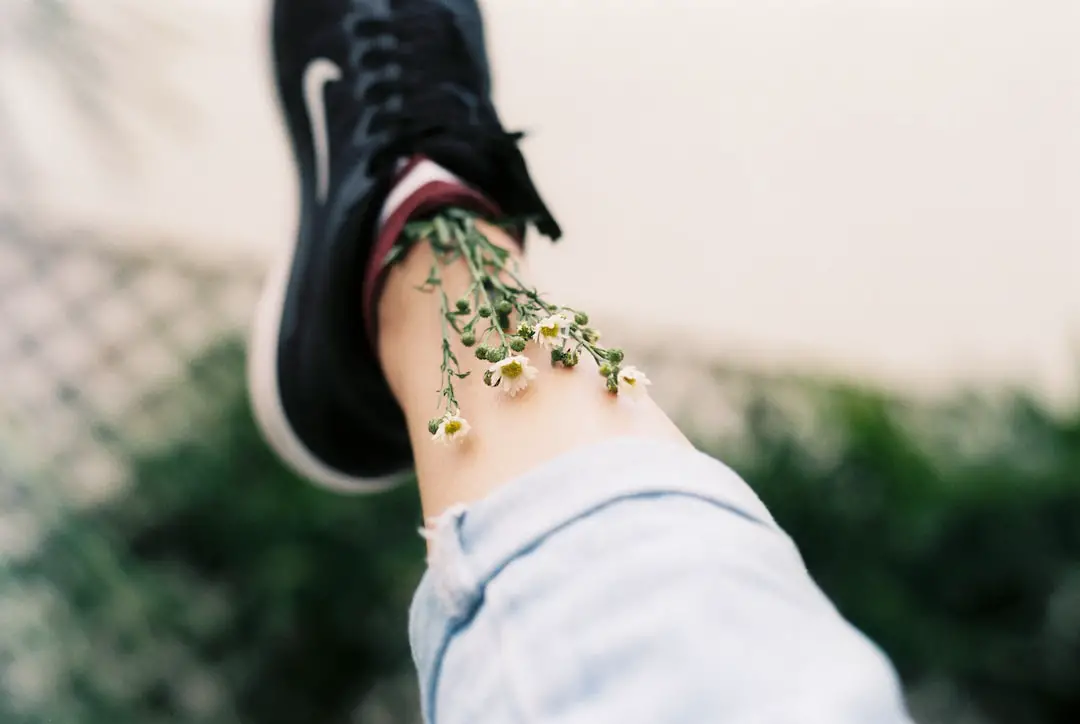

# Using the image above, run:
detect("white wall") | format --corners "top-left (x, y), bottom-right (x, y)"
top-left (7, 0), bottom-right (1079, 398)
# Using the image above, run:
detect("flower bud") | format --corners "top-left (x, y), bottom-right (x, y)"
top-left (478, 306), bottom-right (492, 318)
top-left (606, 377), bottom-right (619, 394)
top-left (510, 337), bottom-right (527, 353)
top-left (583, 328), bottom-right (600, 344)
top-left (606, 348), bottom-right (624, 364)
top-left (517, 322), bottom-right (534, 338)
top-left (475, 345), bottom-right (490, 361)
top-left (461, 331), bottom-right (476, 347)
top-left (427, 418), bottom-right (441, 435)
top-left (563, 351), bottom-right (580, 368)
top-left (598, 363), bottom-right (613, 377)
top-left (488, 346), bottom-right (506, 362)
top-left (550, 348), bottom-right (565, 365)
top-left (574, 312), bottom-right (589, 326)
top-left (455, 298), bottom-right (470, 313)
top-left (495, 299), bottom-right (513, 316)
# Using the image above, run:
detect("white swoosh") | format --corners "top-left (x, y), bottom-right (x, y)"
top-left (302, 58), bottom-right (342, 204)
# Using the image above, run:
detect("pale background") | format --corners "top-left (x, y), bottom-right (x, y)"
top-left (4, 0), bottom-right (1078, 399)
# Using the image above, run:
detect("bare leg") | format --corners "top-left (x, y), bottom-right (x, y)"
top-left (377, 221), bottom-right (689, 519)
top-left (384, 222), bottom-right (911, 724)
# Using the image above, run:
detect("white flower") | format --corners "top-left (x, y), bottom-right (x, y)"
top-left (617, 366), bottom-right (652, 398)
top-left (533, 314), bottom-right (572, 348)
top-left (489, 355), bottom-right (539, 397)
top-left (432, 414), bottom-right (471, 444)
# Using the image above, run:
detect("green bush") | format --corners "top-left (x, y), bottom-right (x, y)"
top-left (706, 378), bottom-right (1080, 724)
top-left (5, 342), bottom-right (1078, 723)
top-left (5, 342), bottom-right (425, 724)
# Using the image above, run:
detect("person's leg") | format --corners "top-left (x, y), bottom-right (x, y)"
top-left (379, 221), bottom-right (913, 724)
top-left (377, 219), bottom-right (688, 518)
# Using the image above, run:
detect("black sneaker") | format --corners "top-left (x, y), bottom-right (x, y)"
top-left (249, 0), bottom-right (560, 492)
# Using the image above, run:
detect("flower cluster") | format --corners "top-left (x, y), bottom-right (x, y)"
top-left (386, 209), bottom-right (651, 445)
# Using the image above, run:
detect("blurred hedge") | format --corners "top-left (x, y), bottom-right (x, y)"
top-left (3, 340), bottom-right (1078, 723)
top-left (711, 377), bottom-right (1080, 724)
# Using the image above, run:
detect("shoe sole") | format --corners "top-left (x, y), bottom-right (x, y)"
top-left (247, 2), bottom-right (413, 494)
top-left (247, 236), bottom-right (412, 494)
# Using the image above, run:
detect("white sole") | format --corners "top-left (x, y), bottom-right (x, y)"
top-left (247, 238), bottom-right (412, 495)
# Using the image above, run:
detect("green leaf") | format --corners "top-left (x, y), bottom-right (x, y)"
top-left (405, 221), bottom-right (434, 240)
top-left (434, 216), bottom-right (452, 245)
top-left (382, 244), bottom-right (406, 268)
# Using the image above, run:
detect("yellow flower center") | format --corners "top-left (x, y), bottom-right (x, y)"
top-left (444, 419), bottom-right (462, 435)
top-left (501, 360), bottom-right (523, 379)
top-left (624, 376), bottom-right (637, 386)
top-left (540, 324), bottom-right (560, 338)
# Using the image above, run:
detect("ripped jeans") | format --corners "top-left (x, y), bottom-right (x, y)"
top-left (409, 438), bottom-right (913, 724)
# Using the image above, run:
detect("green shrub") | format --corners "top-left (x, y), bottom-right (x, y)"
top-left (704, 378), bottom-right (1080, 724)
top-left (5, 342), bottom-right (1078, 723)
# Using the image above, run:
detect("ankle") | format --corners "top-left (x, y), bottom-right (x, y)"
top-left (377, 220), bottom-right (522, 402)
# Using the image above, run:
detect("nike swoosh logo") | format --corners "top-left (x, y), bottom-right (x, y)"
top-left (302, 58), bottom-right (343, 204)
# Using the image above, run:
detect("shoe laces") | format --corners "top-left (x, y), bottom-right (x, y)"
top-left (345, 1), bottom-right (495, 178)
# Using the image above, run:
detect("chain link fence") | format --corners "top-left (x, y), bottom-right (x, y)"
top-left (2, 216), bottom-right (1078, 724)
top-left (0, 217), bottom-right (259, 506)
top-left (0, 218), bottom-right (267, 721)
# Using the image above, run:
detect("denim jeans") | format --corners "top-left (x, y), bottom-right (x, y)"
top-left (410, 438), bottom-right (913, 723)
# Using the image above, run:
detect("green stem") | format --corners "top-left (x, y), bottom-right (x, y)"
top-left (471, 229), bottom-right (608, 365)
top-left (454, 225), bottom-right (510, 352)
top-left (435, 277), bottom-right (460, 415)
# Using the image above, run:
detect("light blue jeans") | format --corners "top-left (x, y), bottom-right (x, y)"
top-left (410, 438), bottom-right (913, 723)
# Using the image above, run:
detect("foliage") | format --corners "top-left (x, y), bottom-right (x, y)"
top-left (2, 341), bottom-right (1077, 723)
top-left (4, 342), bottom-right (425, 724)
top-left (706, 377), bottom-right (1080, 724)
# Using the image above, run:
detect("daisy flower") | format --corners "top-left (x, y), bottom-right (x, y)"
top-left (489, 355), bottom-right (539, 397)
top-left (617, 366), bottom-right (652, 398)
top-left (533, 314), bottom-right (572, 348)
top-left (432, 414), bottom-right (471, 444)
